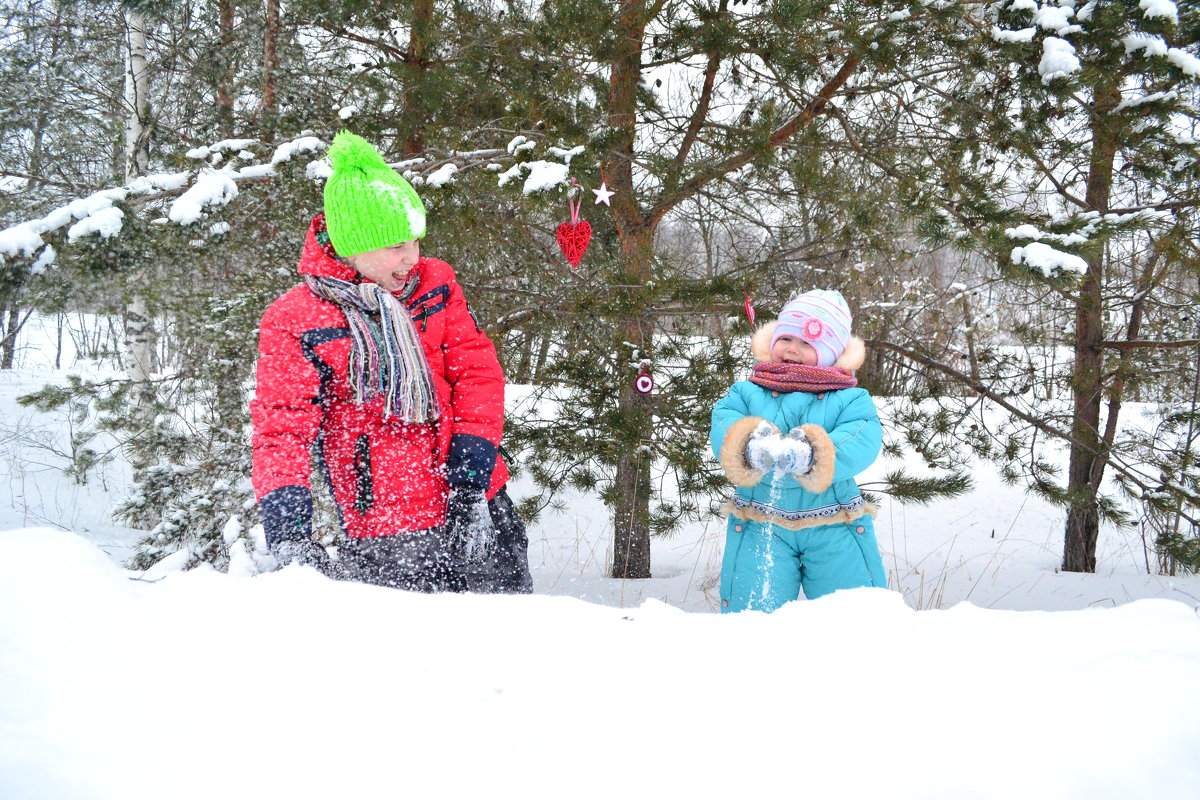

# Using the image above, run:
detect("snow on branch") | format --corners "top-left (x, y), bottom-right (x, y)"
top-left (0, 134), bottom-right (533, 266)
top-left (1111, 90), bottom-right (1179, 114)
top-left (1039, 37), bottom-right (1080, 84)
top-left (994, 1), bottom-right (1194, 87)
top-left (1166, 48), bottom-right (1200, 77)
top-left (0, 134), bottom-right (331, 265)
top-left (1125, 33), bottom-right (1169, 57)
top-left (1011, 241), bottom-right (1088, 276)
top-left (1003, 210), bottom-right (1173, 278)
top-left (498, 160), bottom-right (571, 194)
top-left (67, 207), bottom-right (124, 241)
top-left (271, 136), bottom-right (326, 165)
top-left (493, 137), bottom-right (584, 194)
top-left (167, 170), bottom-right (239, 226)
top-left (422, 163), bottom-right (459, 187)
top-left (993, 26), bottom-right (1036, 43)
top-left (0, 126), bottom-right (577, 266)
top-left (1139, 0), bottom-right (1179, 24)
top-left (1, 188), bottom-right (129, 260)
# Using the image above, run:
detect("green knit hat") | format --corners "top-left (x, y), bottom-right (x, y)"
top-left (322, 132), bottom-right (426, 257)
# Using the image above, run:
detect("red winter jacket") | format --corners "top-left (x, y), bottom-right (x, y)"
top-left (250, 214), bottom-right (509, 544)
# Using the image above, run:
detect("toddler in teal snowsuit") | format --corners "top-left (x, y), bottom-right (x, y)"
top-left (710, 290), bottom-right (887, 613)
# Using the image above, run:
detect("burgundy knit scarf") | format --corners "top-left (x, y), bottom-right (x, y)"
top-left (750, 362), bottom-right (858, 393)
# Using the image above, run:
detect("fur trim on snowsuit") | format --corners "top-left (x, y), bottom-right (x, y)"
top-left (751, 320), bottom-right (866, 371)
top-left (719, 416), bottom-right (775, 487)
top-left (795, 423), bottom-right (835, 494)
top-left (719, 498), bottom-right (877, 531)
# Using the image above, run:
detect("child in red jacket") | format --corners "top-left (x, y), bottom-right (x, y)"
top-left (250, 132), bottom-right (532, 594)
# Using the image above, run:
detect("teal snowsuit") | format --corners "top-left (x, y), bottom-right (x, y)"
top-left (709, 333), bottom-right (886, 613)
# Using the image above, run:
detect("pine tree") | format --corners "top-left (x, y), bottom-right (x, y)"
top-left (863, 0), bottom-right (1200, 572)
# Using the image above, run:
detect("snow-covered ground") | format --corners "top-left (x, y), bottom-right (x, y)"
top-left (2, 314), bottom-right (1199, 799)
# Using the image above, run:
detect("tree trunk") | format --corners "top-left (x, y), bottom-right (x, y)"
top-left (400, 0), bottom-right (434, 156)
top-left (604, 0), bottom-right (655, 579)
top-left (0, 302), bottom-right (14, 369)
top-left (215, 0), bottom-right (236, 138)
top-left (612, 419), bottom-right (653, 578)
top-left (514, 330), bottom-right (534, 384)
top-left (123, 11), bottom-right (155, 407)
top-left (123, 11), bottom-right (150, 182)
top-left (533, 332), bottom-right (552, 384)
top-left (261, 0), bottom-right (280, 137)
top-left (610, 233), bottom-right (656, 579)
top-left (1062, 84), bottom-right (1121, 573)
top-left (55, 313), bottom-right (63, 370)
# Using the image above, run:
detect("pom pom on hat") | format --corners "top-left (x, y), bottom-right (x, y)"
top-left (328, 131), bottom-right (393, 173)
top-left (772, 289), bottom-right (853, 367)
top-left (323, 132), bottom-right (426, 257)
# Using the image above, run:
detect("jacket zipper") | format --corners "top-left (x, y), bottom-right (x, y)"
top-left (354, 434), bottom-right (374, 514)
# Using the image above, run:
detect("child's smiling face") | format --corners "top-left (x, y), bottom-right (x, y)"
top-left (770, 334), bottom-right (818, 366)
top-left (348, 239), bottom-right (420, 292)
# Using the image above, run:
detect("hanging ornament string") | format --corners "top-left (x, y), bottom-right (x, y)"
top-left (593, 167), bottom-right (615, 206)
top-left (634, 362), bottom-right (655, 394)
top-left (556, 176), bottom-right (592, 269)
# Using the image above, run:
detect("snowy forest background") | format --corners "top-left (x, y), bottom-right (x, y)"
top-left (1, 0), bottom-right (1199, 586)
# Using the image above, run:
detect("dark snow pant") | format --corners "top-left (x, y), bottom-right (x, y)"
top-left (465, 488), bottom-right (534, 594)
top-left (337, 488), bottom-right (533, 594)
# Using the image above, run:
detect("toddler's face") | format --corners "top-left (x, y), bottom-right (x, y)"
top-left (771, 335), bottom-right (818, 366)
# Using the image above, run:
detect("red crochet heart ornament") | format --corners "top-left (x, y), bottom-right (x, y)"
top-left (556, 220), bottom-right (592, 268)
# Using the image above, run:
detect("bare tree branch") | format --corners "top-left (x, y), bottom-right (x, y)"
top-left (1101, 339), bottom-right (1200, 351)
top-left (649, 53), bottom-right (862, 227)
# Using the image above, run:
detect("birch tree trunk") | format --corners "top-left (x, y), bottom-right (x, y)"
top-left (123, 11), bottom-right (150, 182)
top-left (122, 10), bottom-right (155, 401)
top-left (0, 303), bottom-right (18, 369)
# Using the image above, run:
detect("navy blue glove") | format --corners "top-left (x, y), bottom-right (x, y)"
top-left (270, 537), bottom-right (342, 579)
top-left (260, 486), bottom-right (341, 578)
top-left (260, 485), bottom-right (313, 545)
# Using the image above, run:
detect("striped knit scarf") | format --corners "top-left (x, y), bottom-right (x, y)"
top-left (750, 362), bottom-right (857, 393)
top-left (305, 275), bottom-right (440, 422)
